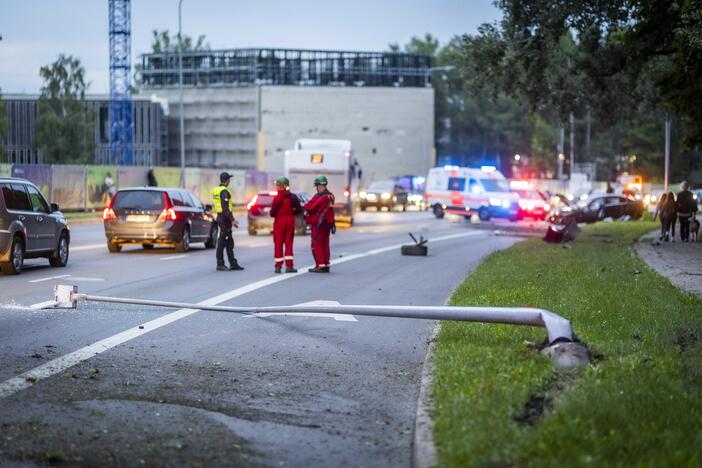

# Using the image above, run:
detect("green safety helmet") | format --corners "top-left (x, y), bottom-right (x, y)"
top-left (313, 175), bottom-right (328, 186)
top-left (275, 176), bottom-right (289, 187)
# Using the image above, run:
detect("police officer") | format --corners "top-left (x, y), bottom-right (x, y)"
top-left (304, 175), bottom-right (335, 273)
top-left (270, 176), bottom-right (302, 273)
top-left (212, 172), bottom-right (244, 271)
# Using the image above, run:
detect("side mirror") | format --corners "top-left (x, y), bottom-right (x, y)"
top-left (205, 204), bottom-right (213, 211)
top-left (51, 203), bottom-right (60, 212)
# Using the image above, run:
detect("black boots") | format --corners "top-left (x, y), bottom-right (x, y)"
top-left (275, 267), bottom-right (282, 274)
top-left (229, 259), bottom-right (244, 271)
top-left (285, 267), bottom-right (297, 273)
top-left (308, 266), bottom-right (329, 273)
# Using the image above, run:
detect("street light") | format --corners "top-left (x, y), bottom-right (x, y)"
top-left (424, 66), bottom-right (455, 87)
top-left (514, 154), bottom-right (521, 161)
top-left (178, 0), bottom-right (185, 188)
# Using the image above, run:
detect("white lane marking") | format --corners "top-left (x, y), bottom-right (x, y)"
top-left (247, 242), bottom-right (268, 247)
top-left (7, 229), bottom-right (485, 400)
top-left (243, 312), bottom-right (358, 322)
top-left (69, 277), bottom-right (105, 282)
top-left (71, 244), bottom-right (105, 252)
top-left (160, 254), bottom-right (189, 261)
top-left (28, 274), bottom-right (71, 284)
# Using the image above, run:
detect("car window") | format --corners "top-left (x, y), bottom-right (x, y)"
top-left (9, 184), bottom-right (32, 211)
top-left (588, 198), bottom-right (604, 211)
top-left (185, 191), bottom-right (203, 209)
top-left (256, 194), bottom-right (274, 206)
top-left (468, 179), bottom-right (482, 194)
top-left (168, 191), bottom-right (186, 207)
top-left (367, 181), bottom-right (394, 192)
top-left (480, 179), bottom-right (510, 192)
top-left (26, 185), bottom-right (50, 213)
top-left (113, 190), bottom-right (165, 210)
top-left (1, 184), bottom-right (15, 210)
top-left (447, 177), bottom-right (466, 191)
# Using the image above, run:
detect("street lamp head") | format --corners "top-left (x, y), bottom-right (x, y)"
top-left (514, 154), bottom-right (521, 161)
top-left (558, 153), bottom-right (565, 161)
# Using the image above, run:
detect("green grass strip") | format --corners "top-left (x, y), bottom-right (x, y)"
top-left (433, 221), bottom-right (702, 467)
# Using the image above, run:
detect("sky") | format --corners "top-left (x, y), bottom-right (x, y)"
top-left (0, 0), bottom-right (502, 94)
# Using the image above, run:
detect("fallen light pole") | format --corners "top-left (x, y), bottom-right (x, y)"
top-left (41, 285), bottom-right (589, 367)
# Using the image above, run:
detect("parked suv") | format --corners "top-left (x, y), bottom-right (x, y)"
top-left (247, 191), bottom-right (310, 236)
top-left (0, 178), bottom-right (70, 275)
top-left (103, 188), bottom-right (217, 252)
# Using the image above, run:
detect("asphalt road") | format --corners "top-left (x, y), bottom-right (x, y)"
top-left (0, 211), bottom-right (520, 467)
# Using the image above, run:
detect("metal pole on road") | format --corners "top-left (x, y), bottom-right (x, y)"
top-left (44, 285), bottom-right (589, 367)
top-left (178, 0), bottom-right (185, 188)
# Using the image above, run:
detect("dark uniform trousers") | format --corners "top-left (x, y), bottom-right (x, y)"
top-left (216, 214), bottom-right (236, 266)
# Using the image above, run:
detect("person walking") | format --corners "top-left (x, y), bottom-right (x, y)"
top-left (676, 181), bottom-right (698, 242)
top-left (211, 172), bottom-right (244, 271)
top-left (270, 176), bottom-right (302, 273)
top-left (654, 192), bottom-right (677, 242)
top-left (304, 176), bottom-right (335, 273)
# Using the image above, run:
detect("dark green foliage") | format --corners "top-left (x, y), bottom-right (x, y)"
top-left (34, 55), bottom-right (94, 164)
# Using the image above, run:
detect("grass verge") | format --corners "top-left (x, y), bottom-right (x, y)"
top-left (432, 221), bottom-right (702, 466)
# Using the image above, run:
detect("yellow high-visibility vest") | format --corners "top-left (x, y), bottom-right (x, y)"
top-left (211, 185), bottom-right (233, 214)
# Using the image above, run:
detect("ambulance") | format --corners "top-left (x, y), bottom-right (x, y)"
top-left (424, 165), bottom-right (519, 221)
top-left (284, 139), bottom-right (358, 225)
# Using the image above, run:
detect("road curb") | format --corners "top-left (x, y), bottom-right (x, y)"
top-left (67, 217), bottom-right (103, 225)
top-left (412, 321), bottom-right (441, 468)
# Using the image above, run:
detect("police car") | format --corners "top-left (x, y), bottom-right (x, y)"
top-left (424, 166), bottom-right (519, 221)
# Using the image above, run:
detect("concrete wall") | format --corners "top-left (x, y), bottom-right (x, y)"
top-left (146, 85), bottom-right (435, 184)
top-left (146, 87), bottom-right (259, 169)
top-left (260, 86), bottom-right (434, 184)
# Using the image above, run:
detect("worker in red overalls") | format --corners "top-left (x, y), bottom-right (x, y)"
top-left (304, 175), bottom-right (335, 273)
top-left (270, 176), bottom-right (302, 273)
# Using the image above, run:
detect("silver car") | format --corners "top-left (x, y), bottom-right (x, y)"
top-left (0, 177), bottom-right (70, 275)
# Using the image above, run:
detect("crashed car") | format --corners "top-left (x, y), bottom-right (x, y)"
top-left (549, 194), bottom-right (643, 224)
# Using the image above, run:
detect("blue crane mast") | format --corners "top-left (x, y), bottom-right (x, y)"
top-left (108, 0), bottom-right (133, 165)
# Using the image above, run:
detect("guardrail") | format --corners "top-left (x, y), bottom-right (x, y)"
top-left (36, 285), bottom-right (590, 368)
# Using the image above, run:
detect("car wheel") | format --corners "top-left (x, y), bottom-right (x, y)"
top-left (402, 202), bottom-right (408, 212)
top-left (478, 207), bottom-right (491, 221)
top-left (107, 240), bottom-right (122, 253)
top-left (142, 243), bottom-right (154, 250)
top-left (49, 232), bottom-right (69, 267)
top-left (1, 236), bottom-right (24, 275)
top-left (360, 204), bottom-right (367, 212)
top-left (248, 226), bottom-right (257, 236)
top-left (175, 228), bottom-right (190, 253)
top-left (205, 225), bottom-right (218, 248)
top-left (433, 204), bottom-right (444, 219)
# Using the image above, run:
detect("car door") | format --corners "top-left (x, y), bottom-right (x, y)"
top-left (7, 184), bottom-right (40, 252)
top-left (25, 184), bottom-right (56, 251)
top-left (605, 196), bottom-right (626, 218)
top-left (184, 190), bottom-right (209, 240)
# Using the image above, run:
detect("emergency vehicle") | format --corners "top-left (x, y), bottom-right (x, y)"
top-left (284, 139), bottom-right (357, 225)
top-left (425, 166), bottom-right (519, 221)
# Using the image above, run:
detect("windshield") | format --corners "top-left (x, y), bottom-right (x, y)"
top-left (113, 190), bottom-right (165, 210)
top-left (480, 179), bottom-right (510, 193)
top-left (367, 181), bottom-right (394, 192)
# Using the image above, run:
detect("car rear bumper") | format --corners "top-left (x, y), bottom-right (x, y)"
top-left (104, 220), bottom-right (182, 244)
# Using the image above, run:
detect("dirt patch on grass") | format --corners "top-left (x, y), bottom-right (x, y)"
top-left (512, 370), bottom-right (580, 427)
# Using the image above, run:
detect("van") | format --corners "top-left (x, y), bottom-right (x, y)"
top-left (425, 166), bottom-right (518, 221)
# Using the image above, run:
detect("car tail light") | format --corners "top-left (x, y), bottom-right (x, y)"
top-left (247, 195), bottom-right (259, 211)
top-left (103, 193), bottom-right (117, 220)
top-left (344, 186), bottom-right (350, 198)
top-left (158, 192), bottom-right (177, 221)
top-left (103, 208), bottom-right (116, 220)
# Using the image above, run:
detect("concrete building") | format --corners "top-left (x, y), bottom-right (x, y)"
top-left (1, 94), bottom-right (167, 166)
top-left (138, 48), bottom-right (434, 182)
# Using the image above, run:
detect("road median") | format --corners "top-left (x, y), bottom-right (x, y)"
top-left (431, 220), bottom-right (702, 466)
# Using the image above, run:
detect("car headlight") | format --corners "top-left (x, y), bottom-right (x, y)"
top-left (359, 191), bottom-right (367, 199)
top-left (489, 198), bottom-right (502, 206)
top-left (544, 204), bottom-right (550, 212)
top-left (502, 200), bottom-right (511, 208)
top-left (518, 199), bottom-right (528, 209)
top-left (381, 192), bottom-right (392, 200)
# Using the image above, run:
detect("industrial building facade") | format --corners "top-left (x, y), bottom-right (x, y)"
top-left (1, 94), bottom-right (167, 166)
top-left (138, 47), bottom-right (435, 182)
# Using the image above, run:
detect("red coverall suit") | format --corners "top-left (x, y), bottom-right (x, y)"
top-left (270, 190), bottom-right (302, 268)
top-left (304, 190), bottom-right (335, 268)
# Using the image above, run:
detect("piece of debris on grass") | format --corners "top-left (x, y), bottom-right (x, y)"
top-left (30, 353), bottom-right (42, 359)
top-left (25, 376), bottom-right (37, 384)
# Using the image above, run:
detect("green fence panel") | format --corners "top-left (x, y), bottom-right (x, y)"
top-left (86, 165), bottom-right (117, 209)
top-left (117, 166), bottom-right (148, 189)
top-left (52, 165), bottom-right (86, 210)
top-left (153, 167), bottom-right (181, 188)
top-left (0, 163), bottom-right (11, 177)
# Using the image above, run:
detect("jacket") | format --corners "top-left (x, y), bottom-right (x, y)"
top-left (304, 190), bottom-right (335, 226)
top-left (271, 190), bottom-right (302, 218)
top-left (676, 190), bottom-right (698, 216)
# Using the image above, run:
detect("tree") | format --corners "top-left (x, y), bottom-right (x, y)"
top-left (149, 29), bottom-right (210, 53)
top-left (34, 55), bottom-right (95, 164)
top-left (0, 87), bottom-right (8, 160)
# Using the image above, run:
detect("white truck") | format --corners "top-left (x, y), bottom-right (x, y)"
top-left (284, 139), bottom-right (358, 225)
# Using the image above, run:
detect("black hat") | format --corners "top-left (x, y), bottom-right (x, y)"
top-left (219, 172), bottom-right (233, 182)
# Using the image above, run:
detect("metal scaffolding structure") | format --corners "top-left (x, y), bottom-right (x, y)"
top-left (108, 0), bottom-right (133, 165)
top-left (137, 48), bottom-right (432, 88)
